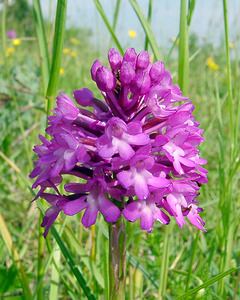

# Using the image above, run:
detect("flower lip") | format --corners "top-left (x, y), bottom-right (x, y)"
top-left (106, 117), bottom-right (126, 138)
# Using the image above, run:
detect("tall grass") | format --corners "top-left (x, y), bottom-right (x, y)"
top-left (0, 1), bottom-right (240, 299)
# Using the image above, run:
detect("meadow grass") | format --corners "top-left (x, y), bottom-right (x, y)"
top-left (0, 1), bottom-right (240, 299)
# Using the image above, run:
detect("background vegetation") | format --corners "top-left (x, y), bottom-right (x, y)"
top-left (0, 0), bottom-right (240, 299)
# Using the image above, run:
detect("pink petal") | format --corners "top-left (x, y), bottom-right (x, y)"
top-left (63, 197), bottom-right (87, 216)
top-left (148, 176), bottom-right (170, 188)
top-left (134, 173), bottom-right (149, 200)
top-left (82, 206), bottom-right (98, 227)
top-left (98, 196), bottom-right (121, 222)
top-left (116, 139), bottom-right (135, 159)
top-left (140, 205), bottom-right (154, 232)
top-left (117, 171), bottom-right (133, 189)
top-left (123, 133), bottom-right (150, 146)
top-left (123, 202), bottom-right (140, 222)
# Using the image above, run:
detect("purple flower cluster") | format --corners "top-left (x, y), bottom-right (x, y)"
top-left (30, 48), bottom-right (207, 237)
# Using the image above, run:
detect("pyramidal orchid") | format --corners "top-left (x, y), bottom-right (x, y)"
top-left (30, 48), bottom-right (207, 237)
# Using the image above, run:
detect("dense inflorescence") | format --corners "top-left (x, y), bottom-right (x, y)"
top-left (30, 48), bottom-right (207, 237)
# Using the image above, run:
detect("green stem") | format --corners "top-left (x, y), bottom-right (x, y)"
top-left (185, 232), bottom-right (199, 293)
top-left (46, 0), bottom-right (67, 117)
top-left (37, 213), bottom-right (45, 300)
top-left (112, 0), bottom-right (122, 32)
top-left (33, 0), bottom-right (50, 94)
top-left (93, 0), bottom-right (123, 55)
top-left (158, 224), bottom-right (171, 299)
top-left (217, 1), bottom-right (235, 296)
top-left (223, 0), bottom-right (233, 142)
top-left (178, 0), bottom-right (189, 94)
top-left (109, 218), bottom-right (126, 300)
top-left (144, 0), bottom-right (153, 51)
top-left (129, 0), bottom-right (161, 60)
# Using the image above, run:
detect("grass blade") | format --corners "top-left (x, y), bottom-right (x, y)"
top-left (0, 152), bottom-right (95, 300)
top-left (33, 0), bottom-right (50, 93)
top-left (112, 0), bottom-right (122, 32)
top-left (93, 0), bottom-right (123, 54)
top-left (158, 225), bottom-right (171, 299)
top-left (50, 226), bottom-right (96, 300)
top-left (178, 267), bottom-right (239, 299)
top-left (144, 0), bottom-right (153, 51)
top-left (129, 0), bottom-right (161, 60)
top-left (178, 0), bottom-right (189, 94)
top-left (46, 0), bottom-right (67, 116)
top-left (0, 213), bottom-right (32, 300)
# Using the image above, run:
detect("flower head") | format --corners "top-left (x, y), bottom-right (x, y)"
top-left (30, 48), bottom-right (207, 236)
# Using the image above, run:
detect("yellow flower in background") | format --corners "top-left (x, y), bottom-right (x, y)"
top-left (70, 50), bottom-right (77, 58)
top-left (6, 47), bottom-right (15, 57)
top-left (63, 48), bottom-right (71, 55)
top-left (206, 57), bottom-right (219, 71)
top-left (12, 38), bottom-right (21, 46)
top-left (59, 67), bottom-right (65, 75)
top-left (70, 37), bottom-right (80, 45)
top-left (128, 29), bottom-right (137, 39)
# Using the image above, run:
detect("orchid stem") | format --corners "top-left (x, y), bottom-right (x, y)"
top-left (109, 218), bottom-right (126, 300)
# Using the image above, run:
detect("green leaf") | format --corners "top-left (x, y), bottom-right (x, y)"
top-left (50, 226), bottom-right (96, 300)
top-left (93, 0), bottom-right (123, 55)
top-left (129, 0), bottom-right (161, 60)
top-left (178, 0), bottom-right (189, 94)
top-left (46, 0), bottom-right (67, 116)
top-left (178, 267), bottom-right (239, 299)
top-left (33, 0), bottom-right (50, 93)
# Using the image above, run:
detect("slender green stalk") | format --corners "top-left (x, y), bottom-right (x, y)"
top-left (112, 0), bottom-right (122, 32)
top-left (36, 215), bottom-right (45, 300)
top-left (167, 0), bottom-right (195, 63)
top-left (46, 0), bottom-right (67, 116)
top-left (217, 1), bottom-right (235, 296)
top-left (93, 0), bottom-right (123, 54)
top-left (50, 226), bottom-right (96, 300)
top-left (144, 0), bottom-right (153, 51)
top-left (33, 0), bottom-right (50, 93)
top-left (49, 231), bottom-right (61, 300)
top-left (222, 0), bottom-right (233, 137)
top-left (178, 267), bottom-right (239, 299)
top-left (109, 218), bottom-right (126, 300)
top-left (129, 0), bottom-right (161, 60)
top-left (158, 225), bottom-right (171, 299)
top-left (178, 0), bottom-right (189, 94)
top-left (185, 232), bottom-right (199, 292)
top-left (103, 232), bottom-right (109, 300)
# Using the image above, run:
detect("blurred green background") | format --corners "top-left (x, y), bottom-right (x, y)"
top-left (0, 0), bottom-right (240, 299)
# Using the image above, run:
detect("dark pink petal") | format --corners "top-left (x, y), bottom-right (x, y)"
top-left (99, 196), bottom-right (121, 222)
top-left (123, 202), bottom-right (140, 222)
top-left (82, 206), bottom-right (98, 227)
top-left (134, 174), bottom-right (149, 200)
top-left (117, 171), bottom-right (133, 189)
top-left (140, 206), bottom-right (154, 232)
top-left (73, 88), bottom-right (93, 106)
top-left (63, 197), bottom-right (87, 216)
